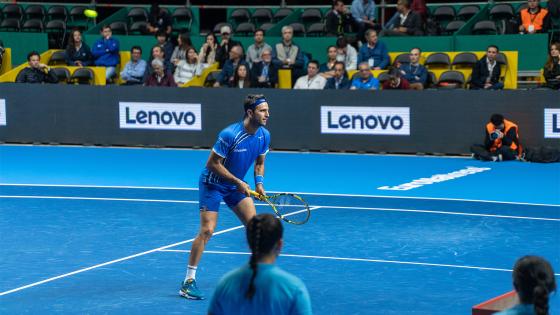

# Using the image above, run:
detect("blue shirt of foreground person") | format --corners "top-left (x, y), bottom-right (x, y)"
top-left (208, 214), bottom-right (312, 315)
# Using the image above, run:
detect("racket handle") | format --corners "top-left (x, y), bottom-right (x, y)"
top-left (249, 190), bottom-right (261, 197)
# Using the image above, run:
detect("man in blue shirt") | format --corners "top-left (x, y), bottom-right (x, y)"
top-left (91, 25), bottom-right (120, 83)
top-left (120, 46), bottom-right (147, 85)
top-left (180, 94), bottom-right (271, 300)
top-left (324, 61), bottom-right (351, 89)
top-left (351, 62), bottom-right (380, 90)
top-left (357, 29), bottom-right (389, 70)
top-left (351, 0), bottom-right (378, 43)
top-left (208, 214), bottom-right (312, 315)
top-left (399, 47), bottom-right (427, 90)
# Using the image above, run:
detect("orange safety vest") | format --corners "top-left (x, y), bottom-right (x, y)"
top-left (520, 7), bottom-right (548, 32)
top-left (486, 119), bottom-right (521, 154)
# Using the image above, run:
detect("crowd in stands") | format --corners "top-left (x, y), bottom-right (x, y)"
top-left (11, 0), bottom-right (560, 90)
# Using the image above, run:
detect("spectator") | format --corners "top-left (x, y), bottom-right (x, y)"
top-left (351, 62), bottom-right (380, 90)
top-left (411, 0), bottom-right (428, 22)
top-left (216, 25), bottom-right (242, 68)
top-left (272, 25), bottom-right (304, 71)
top-left (15, 51), bottom-right (58, 84)
top-left (543, 42), bottom-right (560, 90)
top-left (519, 0), bottom-right (550, 34)
top-left (326, 0), bottom-right (354, 37)
top-left (336, 36), bottom-right (358, 71)
top-left (495, 256), bottom-right (556, 315)
top-left (198, 33), bottom-right (218, 68)
top-left (120, 46), bottom-right (147, 85)
top-left (246, 29), bottom-right (272, 68)
top-left (382, 67), bottom-right (410, 89)
top-left (174, 47), bottom-right (202, 85)
top-left (147, 3), bottom-right (172, 35)
top-left (357, 29), bottom-right (389, 70)
top-left (294, 60), bottom-right (327, 89)
top-left (324, 61), bottom-right (351, 89)
top-left (399, 47), bottom-right (427, 90)
top-left (145, 58), bottom-right (176, 87)
top-left (380, 0), bottom-right (424, 36)
top-left (549, 0), bottom-right (560, 19)
top-left (155, 30), bottom-right (174, 63)
top-left (351, 0), bottom-right (378, 43)
top-left (215, 45), bottom-right (248, 87)
top-left (65, 29), bottom-right (92, 67)
top-left (251, 48), bottom-right (279, 88)
top-left (470, 45), bottom-right (504, 90)
top-left (144, 45), bottom-right (173, 83)
top-left (320, 46), bottom-right (338, 79)
top-left (208, 214), bottom-right (312, 315)
top-left (171, 33), bottom-right (192, 64)
top-left (471, 114), bottom-right (521, 162)
top-left (229, 64), bottom-right (251, 88)
top-left (91, 25), bottom-right (120, 82)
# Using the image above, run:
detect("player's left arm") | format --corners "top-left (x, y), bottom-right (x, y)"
top-left (254, 154), bottom-right (266, 196)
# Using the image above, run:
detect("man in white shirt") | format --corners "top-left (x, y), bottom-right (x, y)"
top-left (293, 60), bottom-right (327, 89)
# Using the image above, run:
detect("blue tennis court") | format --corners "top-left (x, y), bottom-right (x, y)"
top-left (0, 145), bottom-right (559, 314)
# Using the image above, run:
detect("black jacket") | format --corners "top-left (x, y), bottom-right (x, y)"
top-left (216, 39), bottom-right (242, 68)
top-left (325, 10), bottom-right (353, 36)
top-left (544, 57), bottom-right (560, 90)
top-left (65, 43), bottom-right (93, 66)
top-left (15, 67), bottom-right (58, 84)
top-left (470, 57), bottom-right (501, 89)
top-left (250, 61), bottom-right (279, 88)
top-left (324, 76), bottom-right (351, 89)
top-left (396, 10), bottom-right (424, 35)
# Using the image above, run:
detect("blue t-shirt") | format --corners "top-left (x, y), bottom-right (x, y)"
top-left (208, 263), bottom-right (312, 315)
top-left (495, 304), bottom-right (535, 315)
top-left (202, 121), bottom-right (270, 187)
top-left (351, 76), bottom-right (380, 90)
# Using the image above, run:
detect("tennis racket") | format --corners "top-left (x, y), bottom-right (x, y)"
top-left (250, 190), bottom-right (311, 225)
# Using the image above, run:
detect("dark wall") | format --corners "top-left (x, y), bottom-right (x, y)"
top-left (0, 84), bottom-right (558, 154)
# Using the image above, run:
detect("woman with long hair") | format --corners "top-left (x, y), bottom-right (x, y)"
top-left (229, 63), bottom-right (251, 88)
top-left (171, 32), bottom-right (193, 63)
top-left (496, 256), bottom-right (556, 315)
top-left (543, 42), bottom-right (560, 90)
top-left (174, 47), bottom-right (202, 85)
top-left (208, 214), bottom-right (312, 315)
top-left (198, 33), bottom-right (218, 67)
top-left (65, 28), bottom-right (92, 67)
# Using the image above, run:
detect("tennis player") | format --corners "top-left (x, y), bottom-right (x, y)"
top-left (208, 214), bottom-right (312, 315)
top-left (180, 94), bottom-right (271, 300)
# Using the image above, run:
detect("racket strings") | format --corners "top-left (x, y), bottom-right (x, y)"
top-left (269, 194), bottom-right (310, 224)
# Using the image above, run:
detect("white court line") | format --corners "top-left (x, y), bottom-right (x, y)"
top-left (0, 206), bottom-right (321, 297)
top-left (158, 249), bottom-right (560, 276)
top-left (0, 195), bottom-right (558, 221)
top-left (1, 183), bottom-right (558, 207)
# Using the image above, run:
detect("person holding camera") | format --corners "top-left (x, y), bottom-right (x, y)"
top-left (471, 114), bottom-right (522, 162)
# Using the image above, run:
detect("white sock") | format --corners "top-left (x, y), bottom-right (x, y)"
top-left (185, 265), bottom-right (197, 282)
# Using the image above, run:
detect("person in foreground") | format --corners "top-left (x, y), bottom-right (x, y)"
top-left (180, 94), bottom-right (271, 300)
top-left (208, 214), bottom-right (312, 315)
top-left (496, 256), bottom-right (556, 315)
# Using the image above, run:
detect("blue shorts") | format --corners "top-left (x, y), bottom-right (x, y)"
top-left (198, 176), bottom-right (247, 212)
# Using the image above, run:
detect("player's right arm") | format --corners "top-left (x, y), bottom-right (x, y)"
top-left (206, 152), bottom-right (251, 196)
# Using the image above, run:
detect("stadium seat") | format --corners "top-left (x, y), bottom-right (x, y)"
top-left (444, 20), bottom-right (465, 34)
top-left (127, 7), bottom-right (148, 23)
top-left (516, 3), bottom-right (529, 13)
top-left (0, 18), bottom-right (20, 32)
top-left (252, 8), bottom-right (272, 25)
top-left (25, 5), bottom-right (46, 21)
top-left (172, 7), bottom-right (193, 31)
top-left (425, 53), bottom-right (451, 69)
top-left (213, 22), bottom-right (233, 35)
top-left (394, 53), bottom-right (411, 65)
top-left (452, 52), bottom-right (478, 68)
top-left (432, 6), bottom-right (455, 23)
top-left (289, 22), bottom-right (306, 36)
top-left (235, 22), bottom-right (256, 35)
top-left (472, 20), bottom-right (497, 35)
top-left (21, 19), bottom-right (44, 32)
top-left (260, 22), bottom-right (275, 34)
top-left (46, 20), bottom-right (66, 48)
top-left (70, 67), bottom-right (94, 85)
top-left (129, 21), bottom-right (148, 35)
top-left (204, 70), bottom-right (221, 87)
top-left (2, 4), bottom-right (23, 21)
top-left (68, 6), bottom-right (88, 30)
top-left (490, 4), bottom-right (515, 21)
top-left (52, 67), bottom-right (70, 83)
top-left (47, 6), bottom-right (67, 22)
top-left (230, 8), bottom-right (251, 25)
top-left (437, 70), bottom-right (465, 89)
top-left (457, 5), bottom-right (479, 21)
top-left (306, 22), bottom-right (325, 36)
top-left (301, 8), bottom-right (322, 25)
top-left (48, 51), bottom-right (67, 65)
top-left (273, 8), bottom-right (293, 22)
top-left (427, 71), bottom-right (437, 88)
top-left (110, 21), bottom-right (128, 35)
